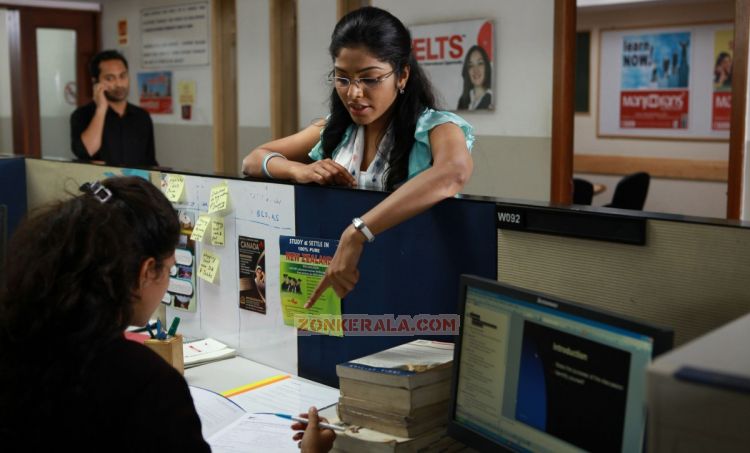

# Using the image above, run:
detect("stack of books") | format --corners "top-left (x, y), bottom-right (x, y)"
top-left (335, 339), bottom-right (455, 439)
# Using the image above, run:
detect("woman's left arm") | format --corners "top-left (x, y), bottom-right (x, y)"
top-left (306, 122), bottom-right (473, 306)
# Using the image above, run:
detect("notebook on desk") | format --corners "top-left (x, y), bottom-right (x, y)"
top-left (183, 338), bottom-right (237, 368)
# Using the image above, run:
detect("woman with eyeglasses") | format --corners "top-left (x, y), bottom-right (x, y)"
top-left (242, 7), bottom-right (474, 306)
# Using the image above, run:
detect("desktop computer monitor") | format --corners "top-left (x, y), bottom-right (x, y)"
top-left (447, 275), bottom-right (673, 453)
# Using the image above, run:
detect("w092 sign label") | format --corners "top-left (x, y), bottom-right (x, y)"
top-left (496, 207), bottom-right (525, 230)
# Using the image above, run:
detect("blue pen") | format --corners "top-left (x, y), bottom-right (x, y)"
top-left (270, 413), bottom-right (345, 431)
top-left (155, 319), bottom-right (167, 340)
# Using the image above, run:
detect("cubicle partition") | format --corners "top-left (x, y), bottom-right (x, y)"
top-left (0, 156), bottom-right (27, 242)
top-left (295, 185), bottom-right (497, 386)
top-left (15, 158), bottom-right (750, 388)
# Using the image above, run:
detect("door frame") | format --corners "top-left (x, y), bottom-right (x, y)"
top-left (2, 3), bottom-right (100, 157)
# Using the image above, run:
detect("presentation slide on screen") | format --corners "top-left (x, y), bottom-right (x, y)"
top-left (515, 321), bottom-right (632, 452)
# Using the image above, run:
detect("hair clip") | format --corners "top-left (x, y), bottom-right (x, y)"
top-left (80, 181), bottom-right (113, 204)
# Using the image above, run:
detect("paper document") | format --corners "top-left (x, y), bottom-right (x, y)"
top-left (184, 338), bottom-right (236, 368)
top-left (208, 413), bottom-right (298, 452)
top-left (189, 386), bottom-right (245, 439)
top-left (226, 375), bottom-right (340, 415)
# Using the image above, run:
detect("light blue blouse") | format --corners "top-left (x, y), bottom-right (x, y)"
top-left (308, 108), bottom-right (474, 181)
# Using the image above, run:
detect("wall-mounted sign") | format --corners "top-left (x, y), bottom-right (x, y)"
top-left (138, 71), bottom-right (173, 114)
top-left (141, 2), bottom-right (209, 68)
top-left (599, 23), bottom-right (732, 140)
top-left (409, 19), bottom-right (495, 112)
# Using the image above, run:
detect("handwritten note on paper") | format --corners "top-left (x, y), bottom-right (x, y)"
top-left (190, 215), bottom-right (212, 242)
top-left (198, 250), bottom-right (220, 283)
top-left (164, 174), bottom-right (185, 202)
top-left (208, 183), bottom-right (231, 214)
top-left (211, 217), bottom-right (225, 246)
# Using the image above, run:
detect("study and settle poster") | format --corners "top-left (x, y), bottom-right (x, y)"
top-left (410, 19), bottom-right (494, 111)
top-left (620, 32), bottom-right (691, 129)
top-left (279, 236), bottom-right (342, 337)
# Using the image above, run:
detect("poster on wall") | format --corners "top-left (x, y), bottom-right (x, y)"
top-left (141, 2), bottom-right (209, 67)
top-left (138, 71), bottom-right (173, 114)
top-left (712, 28), bottom-right (733, 131)
top-left (238, 236), bottom-right (267, 315)
top-left (599, 23), bottom-right (731, 140)
top-left (409, 19), bottom-right (494, 111)
top-left (620, 32), bottom-right (691, 129)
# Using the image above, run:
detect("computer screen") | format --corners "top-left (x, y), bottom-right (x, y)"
top-left (447, 275), bottom-right (673, 453)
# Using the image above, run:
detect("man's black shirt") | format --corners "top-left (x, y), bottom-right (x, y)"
top-left (70, 102), bottom-right (157, 167)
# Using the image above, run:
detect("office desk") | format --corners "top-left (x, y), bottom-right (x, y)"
top-left (184, 356), bottom-right (339, 420)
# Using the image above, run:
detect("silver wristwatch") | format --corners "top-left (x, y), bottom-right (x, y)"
top-left (352, 217), bottom-right (375, 243)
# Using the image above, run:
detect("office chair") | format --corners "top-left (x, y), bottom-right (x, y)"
top-left (605, 172), bottom-right (650, 210)
top-left (572, 178), bottom-right (594, 205)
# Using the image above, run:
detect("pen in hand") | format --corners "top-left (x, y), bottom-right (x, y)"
top-left (272, 413), bottom-right (345, 431)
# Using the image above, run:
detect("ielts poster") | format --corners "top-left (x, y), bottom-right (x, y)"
top-left (410, 19), bottom-right (494, 111)
top-left (619, 32), bottom-right (691, 129)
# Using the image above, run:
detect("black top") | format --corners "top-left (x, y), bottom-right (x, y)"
top-left (70, 102), bottom-right (157, 167)
top-left (0, 337), bottom-right (210, 452)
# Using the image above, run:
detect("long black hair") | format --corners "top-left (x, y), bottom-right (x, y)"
top-left (321, 6), bottom-right (437, 190)
top-left (0, 176), bottom-right (179, 415)
top-left (457, 45), bottom-right (492, 110)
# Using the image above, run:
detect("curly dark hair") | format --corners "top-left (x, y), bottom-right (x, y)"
top-left (321, 6), bottom-right (437, 190)
top-left (0, 176), bottom-right (179, 414)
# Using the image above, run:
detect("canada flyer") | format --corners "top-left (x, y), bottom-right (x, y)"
top-left (279, 235), bottom-right (342, 337)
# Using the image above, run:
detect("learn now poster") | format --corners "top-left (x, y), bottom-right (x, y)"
top-left (620, 32), bottom-right (691, 129)
top-left (410, 19), bottom-right (494, 111)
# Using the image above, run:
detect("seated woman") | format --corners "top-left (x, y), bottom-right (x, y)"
top-left (0, 176), bottom-right (334, 452)
top-left (242, 7), bottom-right (474, 306)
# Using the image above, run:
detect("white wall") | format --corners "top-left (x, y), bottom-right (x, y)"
top-left (100, 0), bottom-right (213, 126)
top-left (237, 0), bottom-right (270, 129)
top-left (297, 0), bottom-right (337, 127)
top-left (576, 1), bottom-right (734, 217)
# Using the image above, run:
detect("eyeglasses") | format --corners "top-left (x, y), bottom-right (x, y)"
top-left (329, 70), bottom-right (395, 90)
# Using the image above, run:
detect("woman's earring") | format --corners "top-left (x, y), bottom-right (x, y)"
top-left (399, 87), bottom-right (405, 94)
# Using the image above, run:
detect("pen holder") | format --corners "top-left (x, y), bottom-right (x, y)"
top-left (145, 334), bottom-right (184, 375)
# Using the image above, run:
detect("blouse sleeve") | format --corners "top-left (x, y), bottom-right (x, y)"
top-left (407, 109), bottom-right (475, 180)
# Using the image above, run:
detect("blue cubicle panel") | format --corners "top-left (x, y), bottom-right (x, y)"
top-left (0, 157), bottom-right (27, 241)
top-left (295, 185), bottom-right (497, 387)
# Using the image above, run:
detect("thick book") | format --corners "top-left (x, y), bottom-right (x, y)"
top-left (330, 418), bottom-right (465, 453)
top-left (338, 377), bottom-right (451, 415)
top-left (337, 399), bottom-right (451, 438)
top-left (336, 340), bottom-right (454, 389)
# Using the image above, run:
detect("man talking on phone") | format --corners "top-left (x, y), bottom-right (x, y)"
top-left (70, 50), bottom-right (157, 167)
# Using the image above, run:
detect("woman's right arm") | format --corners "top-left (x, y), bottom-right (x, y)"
top-left (242, 122), bottom-right (355, 187)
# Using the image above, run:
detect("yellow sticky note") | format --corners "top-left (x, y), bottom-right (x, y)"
top-left (164, 174), bottom-right (185, 202)
top-left (198, 250), bottom-right (220, 283)
top-left (211, 217), bottom-right (225, 246)
top-left (190, 215), bottom-right (212, 242)
top-left (208, 183), bottom-right (231, 214)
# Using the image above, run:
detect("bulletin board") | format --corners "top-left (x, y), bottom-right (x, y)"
top-left (163, 173), bottom-right (298, 375)
top-left (598, 22), bottom-right (733, 140)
